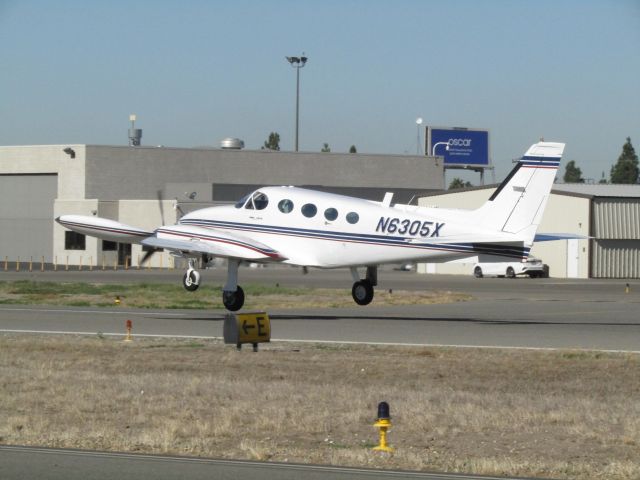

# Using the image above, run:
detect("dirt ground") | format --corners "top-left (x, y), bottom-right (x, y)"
top-left (1, 334), bottom-right (639, 479)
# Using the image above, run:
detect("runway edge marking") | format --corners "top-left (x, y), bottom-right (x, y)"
top-left (0, 328), bottom-right (638, 354)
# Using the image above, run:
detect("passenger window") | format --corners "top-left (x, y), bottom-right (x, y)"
top-left (278, 199), bottom-right (294, 213)
top-left (252, 192), bottom-right (269, 210)
top-left (301, 203), bottom-right (317, 218)
top-left (346, 212), bottom-right (359, 224)
top-left (324, 208), bottom-right (338, 221)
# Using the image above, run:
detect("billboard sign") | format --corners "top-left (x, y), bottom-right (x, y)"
top-left (426, 127), bottom-right (490, 166)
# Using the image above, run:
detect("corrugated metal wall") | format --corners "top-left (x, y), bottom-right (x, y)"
top-left (593, 198), bottom-right (640, 238)
top-left (592, 198), bottom-right (640, 278)
top-left (592, 240), bottom-right (640, 278)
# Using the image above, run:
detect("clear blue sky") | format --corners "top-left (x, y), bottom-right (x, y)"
top-left (1, 0), bottom-right (638, 181)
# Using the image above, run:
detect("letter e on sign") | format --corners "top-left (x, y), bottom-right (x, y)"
top-left (236, 312), bottom-right (271, 344)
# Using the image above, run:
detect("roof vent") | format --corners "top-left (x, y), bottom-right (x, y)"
top-left (220, 138), bottom-right (245, 150)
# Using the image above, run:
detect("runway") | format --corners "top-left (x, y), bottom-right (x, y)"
top-left (0, 445), bottom-right (535, 480)
top-left (0, 269), bottom-right (638, 351)
top-left (1, 271), bottom-right (639, 480)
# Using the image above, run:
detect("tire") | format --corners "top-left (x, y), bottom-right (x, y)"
top-left (183, 270), bottom-right (200, 291)
top-left (352, 280), bottom-right (374, 306)
top-left (506, 267), bottom-right (516, 278)
top-left (474, 266), bottom-right (483, 278)
top-left (223, 286), bottom-right (245, 311)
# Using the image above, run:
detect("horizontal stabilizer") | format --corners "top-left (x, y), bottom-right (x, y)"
top-left (534, 233), bottom-right (590, 242)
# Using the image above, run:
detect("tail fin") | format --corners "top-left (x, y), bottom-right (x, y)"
top-left (475, 141), bottom-right (565, 244)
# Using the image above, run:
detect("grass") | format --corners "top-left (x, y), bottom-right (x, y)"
top-left (1, 334), bottom-right (639, 479)
top-left (0, 280), bottom-right (470, 310)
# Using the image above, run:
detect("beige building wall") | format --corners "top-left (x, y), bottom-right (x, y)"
top-left (0, 145), bottom-right (86, 199)
top-left (416, 188), bottom-right (591, 278)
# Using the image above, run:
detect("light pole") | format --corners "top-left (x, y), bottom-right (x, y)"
top-left (415, 117), bottom-right (423, 155)
top-left (432, 141), bottom-right (450, 156)
top-left (432, 141), bottom-right (450, 188)
top-left (286, 54), bottom-right (308, 152)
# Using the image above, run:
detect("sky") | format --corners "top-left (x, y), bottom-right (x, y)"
top-left (1, 0), bottom-right (639, 182)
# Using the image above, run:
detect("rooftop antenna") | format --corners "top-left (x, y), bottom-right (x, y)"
top-left (129, 114), bottom-right (143, 146)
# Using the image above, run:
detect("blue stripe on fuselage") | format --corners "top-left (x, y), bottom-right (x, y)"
top-left (179, 219), bottom-right (529, 259)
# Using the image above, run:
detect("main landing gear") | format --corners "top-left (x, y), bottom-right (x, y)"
top-left (350, 266), bottom-right (377, 306)
top-left (181, 258), bottom-right (245, 312)
top-left (222, 259), bottom-right (244, 311)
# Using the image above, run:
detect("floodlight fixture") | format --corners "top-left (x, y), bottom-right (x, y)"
top-left (286, 53), bottom-right (308, 152)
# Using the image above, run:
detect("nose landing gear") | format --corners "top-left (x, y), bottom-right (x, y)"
top-left (182, 259), bottom-right (201, 291)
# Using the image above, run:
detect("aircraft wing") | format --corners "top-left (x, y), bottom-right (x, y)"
top-left (141, 225), bottom-right (287, 261)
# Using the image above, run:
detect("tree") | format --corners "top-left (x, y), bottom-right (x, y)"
top-left (448, 178), bottom-right (472, 189)
top-left (563, 160), bottom-right (584, 183)
top-left (321, 143), bottom-right (331, 153)
top-left (349, 145), bottom-right (357, 153)
top-left (262, 132), bottom-right (280, 151)
top-left (610, 137), bottom-right (639, 184)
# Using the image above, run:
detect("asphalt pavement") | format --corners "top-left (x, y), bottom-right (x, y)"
top-left (0, 446), bottom-right (543, 480)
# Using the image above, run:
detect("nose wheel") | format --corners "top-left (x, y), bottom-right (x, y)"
top-left (223, 286), bottom-right (245, 311)
top-left (183, 269), bottom-right (200, 291)
top-left (352, 279), bottom-right (374, 305)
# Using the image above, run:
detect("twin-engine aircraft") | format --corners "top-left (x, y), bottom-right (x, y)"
top-left (57, 141), bottom-right (565, 311)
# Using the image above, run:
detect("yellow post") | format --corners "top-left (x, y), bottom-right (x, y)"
top-left (373, 402), bottom-right (394, 453)
top-left (29, 256), bottom-right (33, 272)
top-left (41, 256), bottom-right (45, 272)
top-left (89, 256), bottom-right (93, 271)
top-left (4, 256), bottom-right (7, 271)
top-left (125, 256), bottom-right (129, 270)
top-left (115, 295), bottom-right (121, 306)
top-left (16, 257), bottom-right (20, 272)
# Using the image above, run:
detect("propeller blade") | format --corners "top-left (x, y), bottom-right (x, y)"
top-left (157, 189), bottom-right (165, 226)
top-left (140, 248), bottom-right (160, 265)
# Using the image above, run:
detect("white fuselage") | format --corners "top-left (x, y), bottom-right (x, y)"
top-left (178, 186), bottom-right (501, 268)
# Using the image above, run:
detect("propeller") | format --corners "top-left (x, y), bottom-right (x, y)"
top-left (140, 189), bottom-right (167, 266)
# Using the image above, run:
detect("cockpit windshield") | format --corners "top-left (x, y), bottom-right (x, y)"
top-left (234, 191), bottom-right (269, 210)
top-left (234, 193), bottom-right (251, 209)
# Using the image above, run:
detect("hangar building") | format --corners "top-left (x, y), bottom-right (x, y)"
top-left (417, 183), bottom-right (640, 279)
top-left (0, 144), bottom-right (443, 268)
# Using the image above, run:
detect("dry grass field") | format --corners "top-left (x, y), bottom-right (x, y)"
top-left (1, 334), bottom-right (639, 479)
top-left (0, 280), bottom-right (470, 309)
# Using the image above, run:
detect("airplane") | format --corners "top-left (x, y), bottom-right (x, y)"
top-left (56, 141), bottom-right (565, 311)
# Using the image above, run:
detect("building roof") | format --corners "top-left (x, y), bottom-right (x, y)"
top-left (551, 183), bottom-right (640, 198)
top-left (420, 182), bottom-right (640, 200)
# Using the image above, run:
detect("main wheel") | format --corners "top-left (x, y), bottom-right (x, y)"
top-left (474, 266), bottom-right (483, 278)
top-left (352, 280), bottom-right (374, 306)
top-left (223, 286), bottom-right (245, 311)
top-left (183, 270), bottom-right (200, 291)
top-left (506, 266), bottom-right (516, 278)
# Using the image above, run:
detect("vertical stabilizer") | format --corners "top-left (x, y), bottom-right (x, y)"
top-left (475, 142), bottom-right (564, 244)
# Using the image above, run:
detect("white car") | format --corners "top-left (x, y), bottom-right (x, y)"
top-left (473, 257), bottom-right (547, 278)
